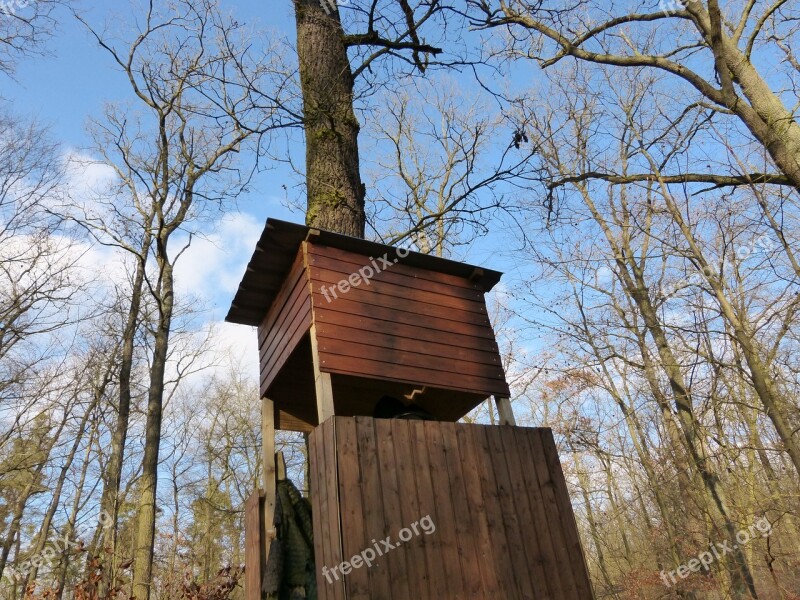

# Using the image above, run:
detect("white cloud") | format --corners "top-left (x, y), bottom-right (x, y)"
top-left (63, 151), bottom-right (118, 199)
top-left (172, 212), bottom-right (263, 313)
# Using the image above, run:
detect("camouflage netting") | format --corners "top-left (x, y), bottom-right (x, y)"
top-left (262, 479), bottom-right (317, 600)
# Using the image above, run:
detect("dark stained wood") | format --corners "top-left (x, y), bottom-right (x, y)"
top-left (257, 249), bottom-right (308, 347)
top-left (439, 422), bottom-right (484, 598)
top-left (262, 335), bottom-right (317, 428)
top-left (306, 238), bottom-right (511, 408)
top-left (307, 242), bottom-right (485, 294)
top-left (328, 374), bottom-right (487, 422)
top-left (485, 425), bottom-right (537, 598)
top-left (453, 424), bottom-right (502, 596)
top-left (390, 419), bottom-right (432, 598)
top-left (228, 218), bottom-right (504, 326)
top-left (318, 353), bottom-right (508, 398)
top-left (514, 426), bottom-right (567, 599)
top-left (310, 418), bottom-right (346, 600)
top-left (310, 420), bottom-right (328, 599)
top-left (374, 420), bottom-right (414, 598)
top-left (539, 429), bottom-right (595, 598)
top-left (310, 278), bottom-right (492, 327)
top-left (307, 418), bottom-right (595, 600)
top-left (315, 307), bottom-right (499, 350)
top-left (258, 275), bottom-right (311, 376)
top-left (334, 418), bottom-right (370, 599)
top-left (468, 425), bottom-right (523, 597)
top-left (498, 426), bottom-right (552, 599)
top-left (308, 261), bottom-right (486, 309)
top-left (323, 417), bottom-right (346, 600)
top-left (353, 417), bottom-right (393, 599)
top-left (252, 237), bottom-right (511, 424)
top-left (317, 337), bottom-right (505, 380)
top-left (526, 428), bottom-right (581, 598)
top-left (244, 491), bottom-right (263, 600)
top-left (257, 248), bottom-right (313, 394)
top-left (407, 420), bottom-right (448, 598)
top-left (247, 234), bottom-right (510, 423)
top-left (312, 292), bottom-right (495, 345)
top-left (315, 321), bottom-right (501, 365)
top-left (423, 422), bottom-right (467, 599)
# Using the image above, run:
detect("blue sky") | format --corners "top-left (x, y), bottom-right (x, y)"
top-left (10, 0), bottom-right (302, 222)
top-left (4, 0), bottom-right (541, 387)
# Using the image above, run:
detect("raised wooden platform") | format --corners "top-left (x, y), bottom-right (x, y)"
top-left (309, 417), bottom-right (594, 599)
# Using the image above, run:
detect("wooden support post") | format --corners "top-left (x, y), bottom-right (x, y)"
top-left (244, 492), bottom-right (262, 600)
top-left (494, 396), bottom-right (516, 426)
top-left (262, 398), bottom-right (277, 555)
top-left (310, 324), bottom-right (335, 424)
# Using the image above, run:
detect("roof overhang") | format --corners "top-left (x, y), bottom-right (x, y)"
top-left (225, 218), bottom-right (503, 326)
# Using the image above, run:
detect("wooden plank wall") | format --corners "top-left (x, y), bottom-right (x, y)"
top-left (309, 417), bottom-right (595, 600)
top-left (306, 243), bottom-right (510, 398)
top-left (244, 491), bottom-right (264, 600)
top-left (258, 248), bottom-right (313, 397)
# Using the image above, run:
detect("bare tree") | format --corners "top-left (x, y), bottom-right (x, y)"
top-left (0, 0), bottom-right (58, 78)
top-left (365, 78), bottom-right (532, 255)
top-left (72, 2), bottom-right (292, 597)
top-left (293, 0), bottom-right (455, 237)
top-left (468, 0), bottom-right (800, 192)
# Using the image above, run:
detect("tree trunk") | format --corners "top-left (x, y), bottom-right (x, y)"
top-left (575, 183), bottom-right (759, 598)
top-left (574, 454), bottom-right (621, 600)
top-left (24, 396), bottom-right (100, 590)
top-left (685, 3), bottom-right (800, 191)
top-left (295, 0), bottom-right (365, 237)
top-left (653, 184), bottom-right (800, 478)
top-left (131, 239), bottom-right (175, 600)
top-left (55, 418), bottom-right (97, 600)
top-left (93, 226), bottom-right (152, 584)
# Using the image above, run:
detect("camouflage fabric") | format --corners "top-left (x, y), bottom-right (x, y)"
top-left (262, 479), bottom-right (316, 600)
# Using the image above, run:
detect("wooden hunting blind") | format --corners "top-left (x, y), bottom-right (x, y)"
top-left (227, 218), bottom-right (594, 599)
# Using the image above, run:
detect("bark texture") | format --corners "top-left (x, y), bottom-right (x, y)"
top-left (296, 0), bottom-right (366, 238)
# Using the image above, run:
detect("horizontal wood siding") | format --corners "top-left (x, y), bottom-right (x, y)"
top-left (258, 248), bottom-right (313, 397)
top-left (307, 243), bottom-right (510, 398)
top-left (310, 417), bottom-right (595, 600)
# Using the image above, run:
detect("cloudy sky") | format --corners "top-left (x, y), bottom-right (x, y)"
top-left (5, 1), bottom-right (314, 381)
top-left (5, 0), bottom-right (535, 391)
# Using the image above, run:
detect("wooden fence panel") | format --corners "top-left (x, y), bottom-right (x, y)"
top-left (244, 491), bottom-right (263, 600)
top-left (308, 417), bottom-right (595, 599)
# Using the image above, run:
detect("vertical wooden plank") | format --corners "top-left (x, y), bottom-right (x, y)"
top-left (539, 428), bottom-right (596, 599)
top-left (494, 396), bottom-right (516, 426)
top-left (311, 419), bottom-right (346, 600)
top-left (324, 418), bottom-right (346, 600)
top-left (484, 425), bottom-right (537, 599)
top-left (454, 424), bottom-right (501, 597)
top-left (439, 422), bottom-right (485, 598)
top-left (390, 419), bottom-right (432, 598)
top-left (424, 420), bottom-right (467, 599)
top-left (499, 427), bottom-right (553, 599)
top-left (310, 324), bottom-right (335, 424)
top-left (374, 420), bottom-right (414, 598)
top-left (244, 491), bottom-right (262, 600)
top-left (513, 427), bottom-right (565, 600)
top-left (309, 424), bottom-right (328, 600)
top-left (408, 420), bottom-right (448, 598)
top-left (335, 417), bottom-right (371, 599)
top-left (467, 425), bottom-right (519, 597)
top-left (354, 417), bottom-right (393, 599)
top-left (262, 398), bottom-right (276, 561)
top-left (526, 428), bottom-right (581, 598)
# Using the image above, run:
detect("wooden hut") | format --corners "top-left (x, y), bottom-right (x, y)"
top-left (227, 218), bottom-right (594, 599)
